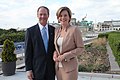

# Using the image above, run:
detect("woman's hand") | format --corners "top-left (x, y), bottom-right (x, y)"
top-left (57, 55), bottom-right (65, 62)
top-left (53, 51), bottom-right (59, 62)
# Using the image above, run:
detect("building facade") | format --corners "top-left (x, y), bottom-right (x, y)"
top-left (95, 20), bottom-right (120, 31)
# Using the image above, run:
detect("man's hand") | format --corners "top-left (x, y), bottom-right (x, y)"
top-left (26, 70), bottom-right (34, 80)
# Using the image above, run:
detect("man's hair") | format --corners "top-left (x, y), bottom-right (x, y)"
top-left (37, 6), bottom-right (49, 15)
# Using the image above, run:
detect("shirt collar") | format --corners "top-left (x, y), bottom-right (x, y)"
top-left (38, 22), bottom-right (48, 31)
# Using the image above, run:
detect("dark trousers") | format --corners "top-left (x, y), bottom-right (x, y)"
top-left (33, 66), bottom-right (55, 80)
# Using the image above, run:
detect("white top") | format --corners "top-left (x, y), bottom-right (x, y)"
top-left (0, 58), bottom-right (2, 62)
top-left (57, 37), bottom-right (63, 67)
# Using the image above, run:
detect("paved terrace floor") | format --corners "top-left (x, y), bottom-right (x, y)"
top-left (0, 71), bottom-right (120, 80)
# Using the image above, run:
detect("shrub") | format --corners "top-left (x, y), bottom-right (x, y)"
top-left (1, 39), bottom-right (17, 63)
top-left (98, 33), bottom-right (109, 39)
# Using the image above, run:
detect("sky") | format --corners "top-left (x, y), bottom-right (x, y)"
top-left (0, 0), bottom-right (120, 29)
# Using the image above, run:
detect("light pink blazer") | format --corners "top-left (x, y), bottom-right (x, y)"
top-left (54, 25), bottom-right (85, 72)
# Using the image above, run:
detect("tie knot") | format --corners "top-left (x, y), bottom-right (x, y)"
top-left (42, 27), bottom-right (46, 30)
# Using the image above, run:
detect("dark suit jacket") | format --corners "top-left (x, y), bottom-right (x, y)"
top-left (25, 24), bottom-right (55, 80)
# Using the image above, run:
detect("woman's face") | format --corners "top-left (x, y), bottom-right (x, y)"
top-left (58, 10), bottom-right (70, 26)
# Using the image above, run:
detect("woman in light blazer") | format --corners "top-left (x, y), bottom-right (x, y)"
top-left (53, 7), bottom-right (85, 80)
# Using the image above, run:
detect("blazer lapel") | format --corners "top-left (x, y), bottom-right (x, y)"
top-left (55, 28), bottom-right (61, 55)
top-left (61, 27), bottom-right (70, 54)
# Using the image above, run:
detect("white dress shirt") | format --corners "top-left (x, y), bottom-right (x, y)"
top-left (38, 23), bottom-right (49, 40)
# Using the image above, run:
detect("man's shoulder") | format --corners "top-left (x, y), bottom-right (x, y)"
top-left (27, 24), bottom-right (38, 31)
top-left (48, 24), bottom-right (55, 30)
top-left (49, 24), bottom-right (55, 28)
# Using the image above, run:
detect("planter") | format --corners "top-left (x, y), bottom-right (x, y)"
top-left (2, 61), bottom-right (16, 76)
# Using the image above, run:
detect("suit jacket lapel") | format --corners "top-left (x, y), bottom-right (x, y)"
top-left (47, 25), bottom-right (54, 53)
top-left (35, 24), bottom-right (43, 42)
top-left (35, 24), bottom-right (46, 53)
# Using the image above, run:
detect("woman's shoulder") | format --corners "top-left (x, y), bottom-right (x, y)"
top-left (69, 25), bottom-right (82, 34)
top-left (55, 27), bottom-right (61, 32)
top-left (55, 27), bottom-right (60, 30)
top-left (69, 25), bottom-right (79, 31)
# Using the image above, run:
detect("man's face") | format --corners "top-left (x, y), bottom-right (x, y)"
top-left (37, 8), bottom-right (49, 26)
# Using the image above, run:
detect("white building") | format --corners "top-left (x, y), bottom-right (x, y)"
top-left (112, 20), bottom-right (120, 30)
top-left (95, 20), bottom-right (120, 31)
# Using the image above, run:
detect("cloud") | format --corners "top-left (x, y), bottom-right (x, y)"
top-left (0, 0), bottom-right (120, 29)
top-left (0, 0), bottom-right (42, 29)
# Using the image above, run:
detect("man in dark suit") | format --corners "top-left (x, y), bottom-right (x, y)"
top-left (25, 6), bottom-right (55, 80)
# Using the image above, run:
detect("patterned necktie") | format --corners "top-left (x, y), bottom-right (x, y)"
top-left (42, 27), bottom-right (48, 52)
